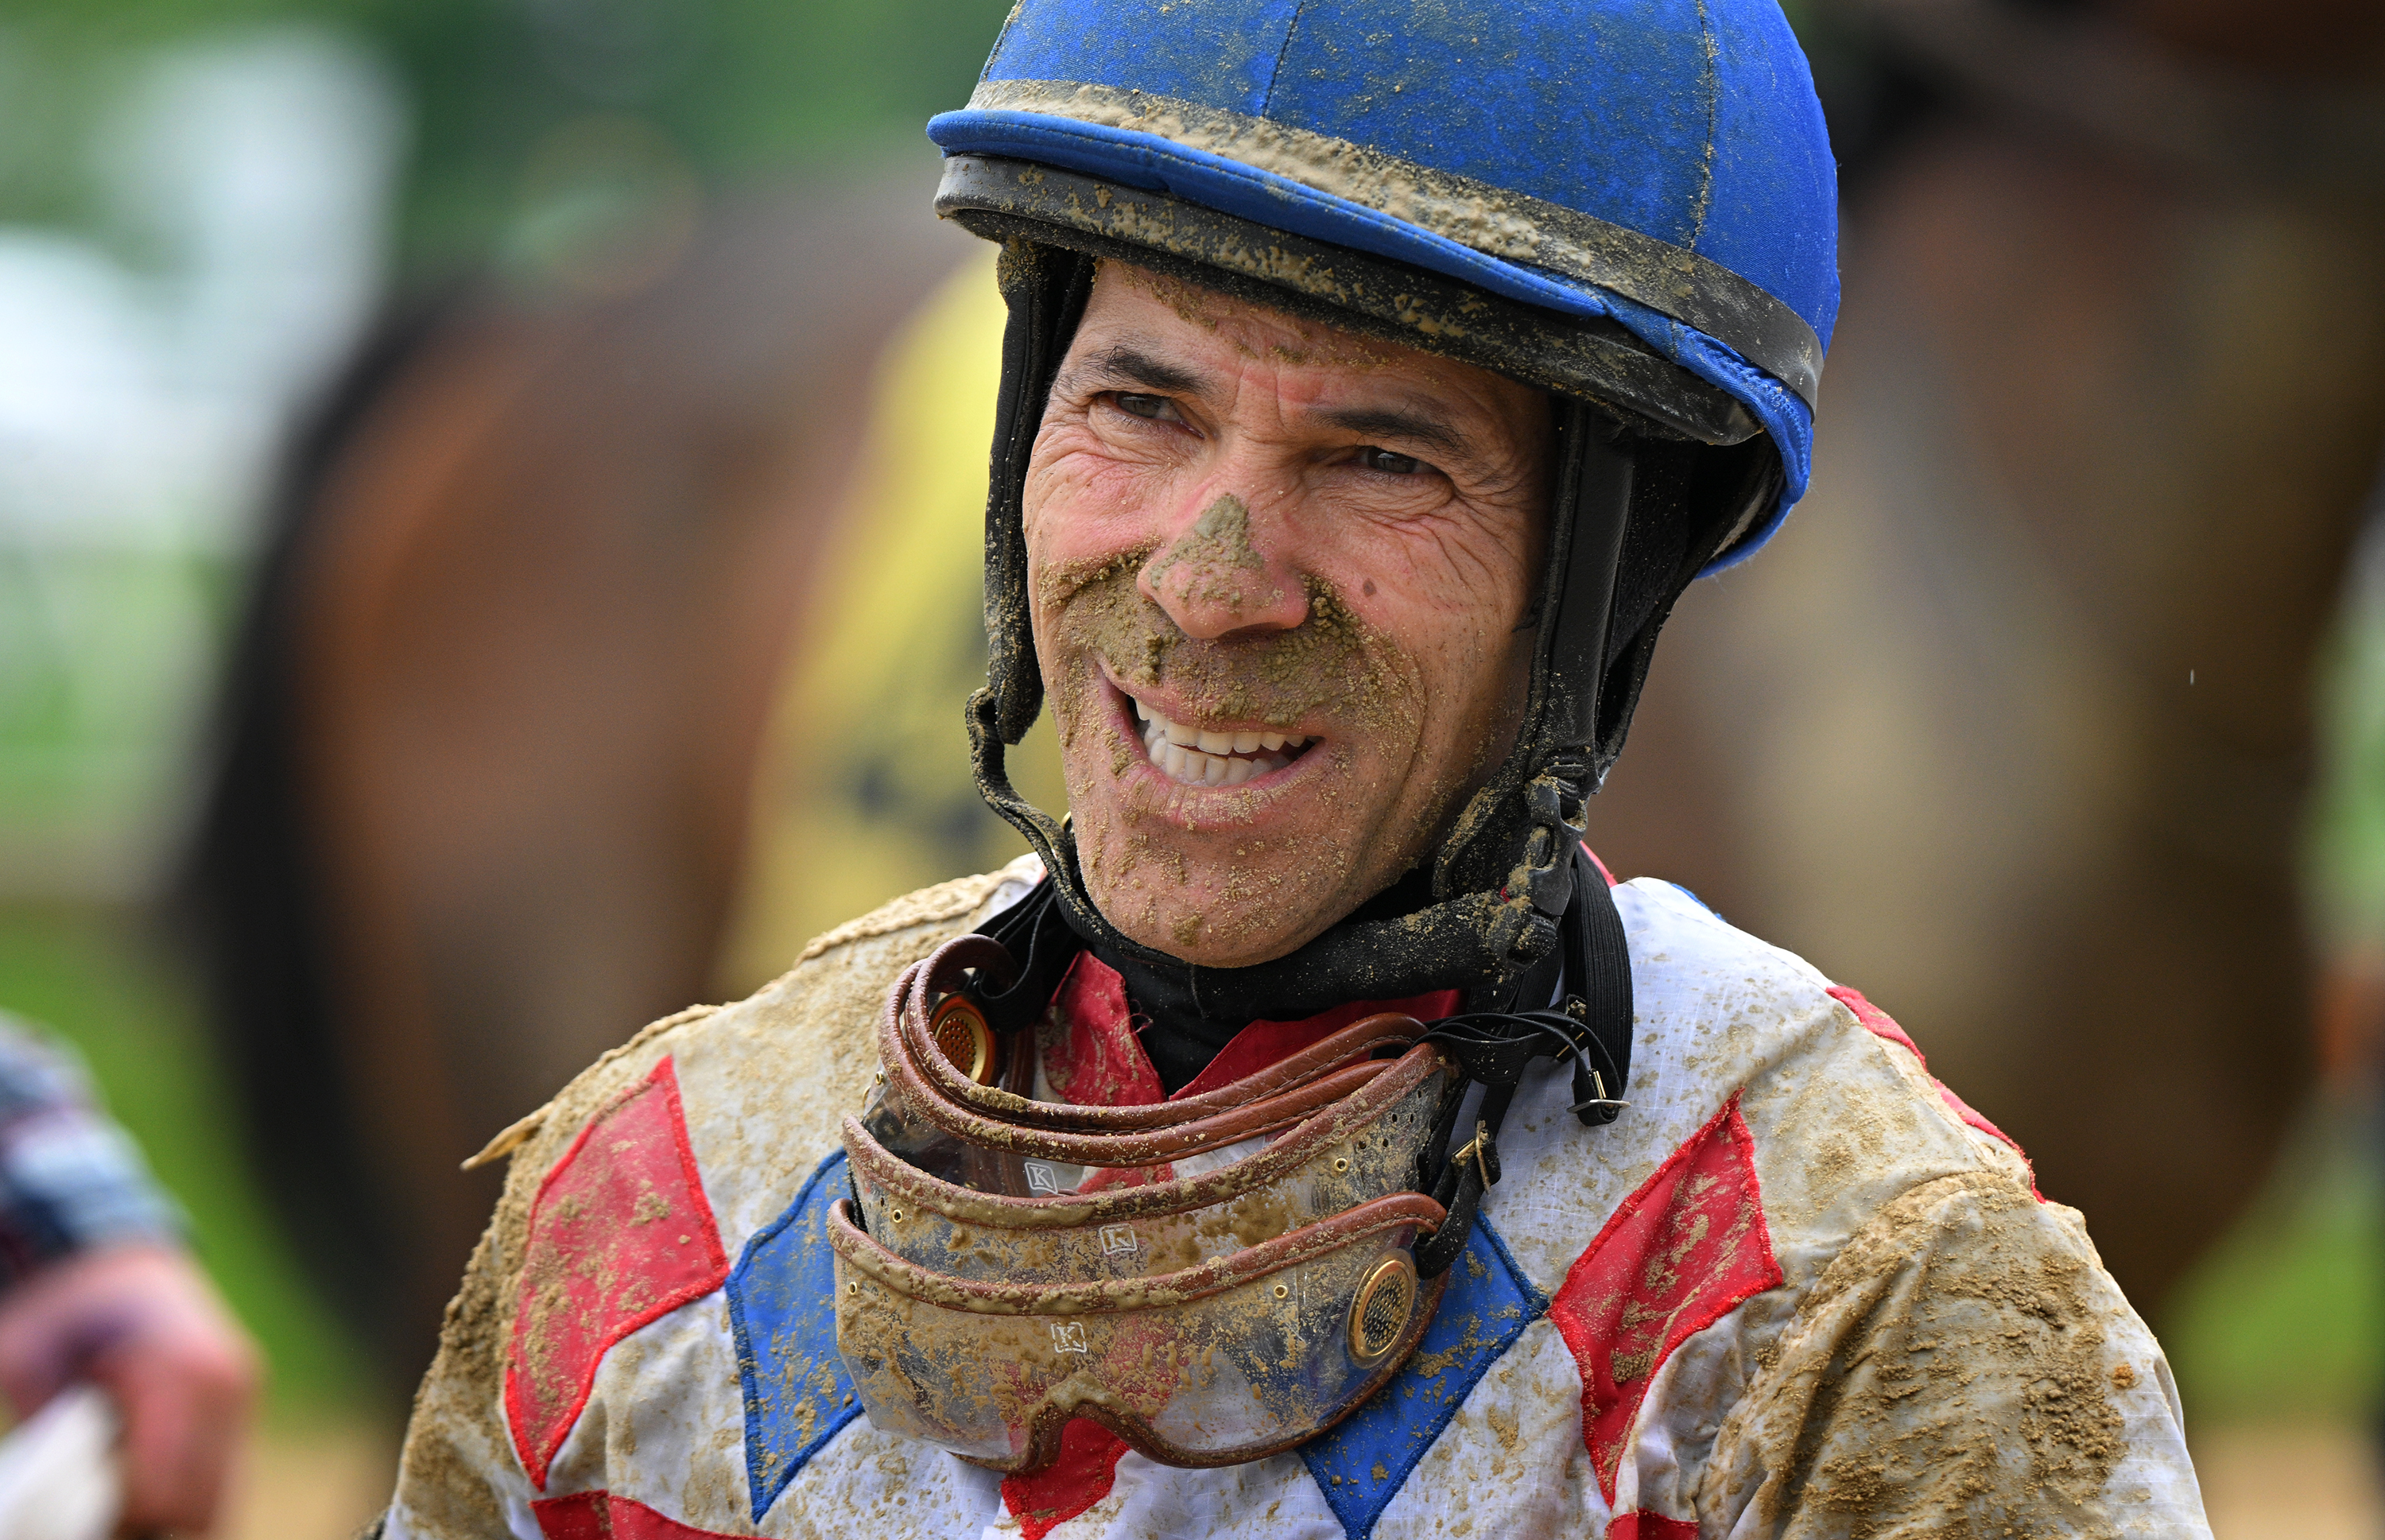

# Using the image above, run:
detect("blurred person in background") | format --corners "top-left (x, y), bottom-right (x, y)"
top-left (0, 1019), bottom-right (256, 1534)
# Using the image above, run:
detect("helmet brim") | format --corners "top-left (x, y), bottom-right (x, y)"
top-left (930, 89), bottom-right (1820, 573)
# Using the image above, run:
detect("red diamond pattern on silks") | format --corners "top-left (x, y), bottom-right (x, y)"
top-left (1002, 1418), bottom-right (1134, 1540)
top-left (1549, 1093), bottom-right (1783, 1507)
top-left (1605, 1515), bottom-right (1699, 1540)
top-left (506, 1057), bottom-right (729, 1489)
top-left (532, 1491), bottom-right (741, 1538)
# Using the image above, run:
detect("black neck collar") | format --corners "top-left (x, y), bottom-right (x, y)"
top-left (1080, 866), bottom-right (1458, 1089)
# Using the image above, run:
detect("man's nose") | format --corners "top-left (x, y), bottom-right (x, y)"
top-left (1137, 489), bottom-right (1312, 641)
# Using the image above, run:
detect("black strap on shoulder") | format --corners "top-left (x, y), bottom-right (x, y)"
top-left (1414, 845), bottom-right (1632, 1278)
top-left (965, 875), bottom-right (1081, 1036)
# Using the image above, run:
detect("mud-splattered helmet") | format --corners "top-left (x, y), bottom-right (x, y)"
top-left (933, 0), bottom-right (1839, 1018)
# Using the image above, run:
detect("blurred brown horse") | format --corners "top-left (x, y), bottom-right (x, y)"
top-left (1596, 0), bottom-right (2385, 1309)
top-left (178, 165), bottom-right (988, 1388)
top-left (180, 1), bottom-right (2385, 1391)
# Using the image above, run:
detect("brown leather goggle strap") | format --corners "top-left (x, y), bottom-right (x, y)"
top-left (875, 1027), bottom-right (1450, 1173)
top-left (828, 1190), bottom-right (1445, 1313)
top-left (886, 937), bottom-right (1429, 1132)
top-left (843, 1043), bottom-right (1449, 1228)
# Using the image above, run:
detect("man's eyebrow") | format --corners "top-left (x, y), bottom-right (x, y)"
top-left (1315, 403), bottom-right (1470, 460)
top-left (1067, 344), bottom-right (1207, 397)
top-left (1065, 344), bottom-right (1476, 459)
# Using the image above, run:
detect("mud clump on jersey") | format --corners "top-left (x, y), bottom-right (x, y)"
top-left (1713, 1170), bottom-right (2128, 1535)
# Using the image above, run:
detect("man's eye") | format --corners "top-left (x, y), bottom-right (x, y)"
top-left (1359, 446), bottom-right (1424, 475)
top-left (1111, 393), bottom-right (1177, 421)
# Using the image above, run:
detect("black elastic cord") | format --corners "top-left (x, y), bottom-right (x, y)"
top-left (1414, 846), bottom-right (1633, 1278)
top-left (967, 876), bottom-right (1081, 1036)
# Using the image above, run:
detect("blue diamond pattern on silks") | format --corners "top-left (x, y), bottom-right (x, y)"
top-left (1300, 1213), bottom-right (1549, 1539)
top-left (726, 1150), bottom-right (865, 1523)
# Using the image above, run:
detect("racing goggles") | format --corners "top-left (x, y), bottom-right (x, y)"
top-left (832, 935), bottom-right (1454, 1472)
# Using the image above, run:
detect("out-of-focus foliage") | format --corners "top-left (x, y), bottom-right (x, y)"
top-left (0, 21), bottom-right (400, 892)
top-left (0, 0), bottom-right (1018, 274)
top-left (0, 0), bottom-right (1014, 889)
top-left (371, 0), bottom-right (1018, 271)
top-left (2308, 504), bottom-right (2385, 957)
top-left (2164, 1110), bottom-right (2385, 1424)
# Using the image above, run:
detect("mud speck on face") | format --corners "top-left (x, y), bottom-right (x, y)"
top-left (1142, 493), bottom-right (1278, 616)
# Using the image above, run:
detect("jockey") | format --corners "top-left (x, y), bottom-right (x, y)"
top-left (380, 2), bottom-right (2211, 1536)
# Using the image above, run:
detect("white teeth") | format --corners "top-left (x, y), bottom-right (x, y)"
top-left (1130, 696), bottom-right (1312, 786)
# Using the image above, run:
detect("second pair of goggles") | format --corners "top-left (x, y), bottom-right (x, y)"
top-left (832, 934), bottom-right (1457, 1473)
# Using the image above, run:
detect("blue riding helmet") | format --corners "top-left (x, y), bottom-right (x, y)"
top-left (933, 0), bottom-right (1836, 552)
top-left (933, 0), bottom-right (1840, 1024)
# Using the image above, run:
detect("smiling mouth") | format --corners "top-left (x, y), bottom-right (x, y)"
top-left (1128, 694), bottom-right (1313, 787)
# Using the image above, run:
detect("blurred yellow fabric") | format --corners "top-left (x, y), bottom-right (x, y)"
top-left (719, 248), bottom-right (1065, 990)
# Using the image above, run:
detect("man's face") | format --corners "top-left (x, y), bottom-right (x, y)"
top-left (1022, 262), bottom-right (1551, 968)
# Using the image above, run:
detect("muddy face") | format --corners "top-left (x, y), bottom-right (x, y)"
top-left (1023, 261), bottom-right (1550, 968)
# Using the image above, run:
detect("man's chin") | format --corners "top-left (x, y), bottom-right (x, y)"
top-left (1111, 917), bottom-right (1326, 972)
top-left (1083, 875), bottom-right (1341, 972)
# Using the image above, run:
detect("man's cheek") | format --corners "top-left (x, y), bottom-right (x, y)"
top-left (1043, 656), bottom-right (1101, 752)
top-left (1047, 660), bottom-right (1134, 798)
top-left (1030, 443), bottom-right (1155, 521)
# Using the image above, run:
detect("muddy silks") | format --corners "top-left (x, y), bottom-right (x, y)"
top-left (833, 846), bottom-right (1632, 1476)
